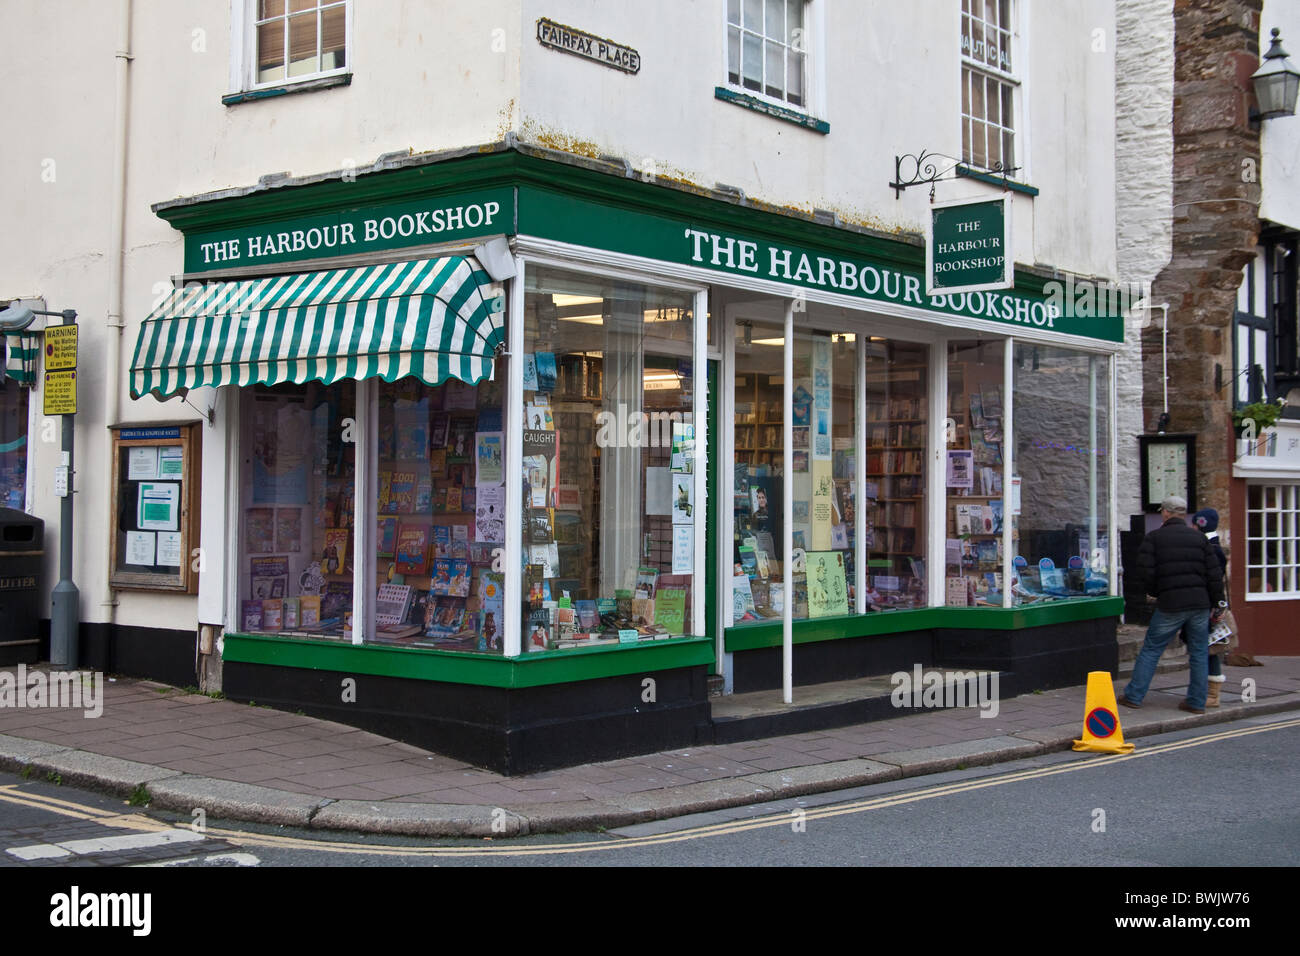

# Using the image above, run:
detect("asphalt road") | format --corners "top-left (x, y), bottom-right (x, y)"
top-left (2, 713), bottom-right (1295, 871)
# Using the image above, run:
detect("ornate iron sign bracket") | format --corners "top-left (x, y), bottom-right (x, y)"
top-left (889, 149), bottom-right (1020, 200)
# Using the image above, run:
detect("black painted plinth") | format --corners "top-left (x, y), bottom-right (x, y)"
top-left (223, 661), bottom-right (712, 776)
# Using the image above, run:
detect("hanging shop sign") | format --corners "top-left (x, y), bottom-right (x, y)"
top-left (181, 186), bottom-right (514, 274)
top-left (536, 18), bottom-right (641, 74)
top-left (925, 196), bottom-right (1012, 296)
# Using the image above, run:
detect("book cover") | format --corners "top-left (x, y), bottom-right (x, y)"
top-left (377, 517), bottom-right (398, 558)
top-left (261, 599), bottom-right (283, 630)
top-left (431, 524), bottom-right (452, 559)
top-left (321, 528), bottom-right (350, 575)
top-left (955, 504), bottom-right (974, 536)
top-left (806, 551), bottom-right (850, 618)
top-left (275, 507), bottom-right (302, 553)
top-left (395, 525), bottom-right (429, 575)
top-left (575, 599), bottom-right (599, 630)
top-left (281, 596), bottom-right (300, 630)
top-left (299, 595), bottom-right (321, 628)
top-left (526, 608), bottom-right (552, 651)
top-left (388, 472), bottom-right (416, 513)
top-left (451, 525), bottom-right (470, 559)
top-left (738, 546), bottom-right (758, 579)
top-left (321, 581), bottom-right (352, 622)
top-left (429, 448), bottom-right (448, 478)
top-left (635, 565), bottom-right (659, 599)
top-left (414, 477), bottom-right (433, 514)
top-left (245, 507), bottom-right (275, 554)
top-left (376, 583), bottom-right (414, 628)
top-left (445, 485), bottom-right (463, 514)
top-left (395, 410), bottom-right (430, 461)
top-left (534, 351), bottom-right (558, 391)
top-left (249, 556), bottom-right (289, 600)
top-left (241, 600), bottom-right (263, 631)
top-left (428, 412), bottom-right (450, 448)
top-left (731, 574), bottom-right (758, 622)
top-left (529, 508), bottom-right (553, 544)
top-left (447, 415), bottom-right (477, 461)
top-left (655, 588), bottom-right (687, 634)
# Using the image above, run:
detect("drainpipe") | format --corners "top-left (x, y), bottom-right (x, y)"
top-left (103, 0), bottom-right (132, 626)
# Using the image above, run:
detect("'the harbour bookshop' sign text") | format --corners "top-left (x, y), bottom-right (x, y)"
top-left (926, 196), bottom-right (1012, 296)
top-left (536, 18), bottom-right (641, 74)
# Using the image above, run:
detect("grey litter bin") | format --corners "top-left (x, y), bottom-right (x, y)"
top-left (0, 508), bottom-right (44, 666)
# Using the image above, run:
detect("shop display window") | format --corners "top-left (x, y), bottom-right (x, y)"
top-left (0, 378), bottom-right (28, 510)
top-left (1010, 345), bottom-right (1111, 603)
top-left (520, 267), bottom-right (697, 650)
top-left (943, 339), bottom-right (1010, 606)
top-left (371, 369), bottom-right (506, 652)
top-left (237, 381), bottom-right (356, 637)
top-left (732, 319), bottom-right (786, 621)
top-left (863, 338), bottom-right (930, 608)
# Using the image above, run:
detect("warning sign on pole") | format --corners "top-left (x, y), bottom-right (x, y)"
top-left (45, 325), bottom-right (78, 371)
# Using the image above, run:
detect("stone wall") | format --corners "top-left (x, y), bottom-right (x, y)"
top-left (1146, 0), bottom-right (1263, 530)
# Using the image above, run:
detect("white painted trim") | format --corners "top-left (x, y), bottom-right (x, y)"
top-left (721, 307), bottom-right (736, 635)
top-left (693, 287), bottom-right (709, 640)
top-left (1002, 339), bottom-right (1014, 607)
top-left (720, 0), bottom-right (823, 119)
top-left (782, 298), bottom-right (794, 705)
top-left (503, 266), bottom-right (524, 658)
top-left (929, 341), bottom-right (947, 608)
top-left (512, 236), bottom-right (1121, 352)
top-left (854, 332), bottom-right (866, 613)
top-left (1108, 351), bottom-right (1119, 597)
top-left (197, 387), bottom-right (231, 626)
top-left (224, 387), bottom-right (243, 632)
top-left (23, 382), bottom-right (39, 516)
top-left (351, 377), bottom-right (373, 645)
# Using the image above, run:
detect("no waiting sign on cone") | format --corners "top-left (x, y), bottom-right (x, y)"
top-left (1072, 671), bottom-right (1135, 754)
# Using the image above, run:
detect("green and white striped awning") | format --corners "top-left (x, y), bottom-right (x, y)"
top-left (130, 256), bottom-right (504, 399)
top-left (3, 333), bottom-right (40, 387)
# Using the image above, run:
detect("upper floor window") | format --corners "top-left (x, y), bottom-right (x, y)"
top-left (254, 0), bottom-right (347, 84)
top-left (727, 0), bottom-right (807, 108)
top-left (961, 0), bottom-right (1017, 171)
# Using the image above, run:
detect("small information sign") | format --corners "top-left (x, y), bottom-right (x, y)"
top-left (44, 370), bottom-right (78, 415)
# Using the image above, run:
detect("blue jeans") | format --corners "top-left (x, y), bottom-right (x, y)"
top-left (1124, 608), bottom-right (1210, 709)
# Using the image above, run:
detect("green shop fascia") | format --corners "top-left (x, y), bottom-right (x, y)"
top-left (133, 143), bottom-right (1124, 774)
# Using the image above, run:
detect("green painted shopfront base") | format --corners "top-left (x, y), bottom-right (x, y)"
top-left (221, 600), bottom-right (1121, 775)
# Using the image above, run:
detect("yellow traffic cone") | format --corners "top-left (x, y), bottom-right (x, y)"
top-left (1071, 671), bottom-right (1135, 754)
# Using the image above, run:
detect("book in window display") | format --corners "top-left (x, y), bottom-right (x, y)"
top-left (387, 472), bottom-right (416, 513)
top-left (250, 556), bottom-right (289, 600)
top-left (321, 528), bottom-right (350, 575)
top-left (394, 525), bottom-right (429, 575)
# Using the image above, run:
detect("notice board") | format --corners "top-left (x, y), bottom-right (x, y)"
top-left (109, 423), bottom-right (202, 591)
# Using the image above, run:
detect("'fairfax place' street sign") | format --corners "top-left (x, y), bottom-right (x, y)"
top-left (926, 195), bottom-right (1013, 296)
top-left (536, 18), bottom-right (641, 74)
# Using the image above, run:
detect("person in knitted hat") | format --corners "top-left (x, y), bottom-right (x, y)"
top-left (1188, 508), bottom-right (1231, 705)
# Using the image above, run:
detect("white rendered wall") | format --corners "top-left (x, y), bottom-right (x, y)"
top-left (518, 0), bottom-right (1117, 280)
top-left (1114, 0), bottom-right (1174, 519)
top-left (1260, 0), bottom-right (1300, 230)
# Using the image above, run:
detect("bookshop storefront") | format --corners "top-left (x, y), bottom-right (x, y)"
top-left (132, 146), bottom-right (1123, 773)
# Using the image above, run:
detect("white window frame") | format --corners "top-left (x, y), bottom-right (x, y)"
top-left (1244, 481), bottom-right (1300, 600)
top-left (722, 0), bottom-right (824, 118)
top-left (960, 0), bottom-right (1023, 176)
top-left (229, 0), bottom-right (352, 94)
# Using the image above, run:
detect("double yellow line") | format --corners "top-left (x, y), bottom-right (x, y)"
top-left (4, 716), bottom-right (1296, 859)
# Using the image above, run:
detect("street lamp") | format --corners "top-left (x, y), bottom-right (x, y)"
top-left (1251, 28), bottom-right (1300, 125)
top-left (0, 301), bottom-right (79, 670)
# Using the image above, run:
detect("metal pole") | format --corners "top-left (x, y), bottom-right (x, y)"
top-left (50, 312), bottom-right (79, 669)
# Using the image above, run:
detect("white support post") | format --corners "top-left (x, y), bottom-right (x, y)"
top-left (1088, 356), bottom-right (1099, 567)
top-left (1002, 339), bottom-right (1015, 607)
top-left (929, 342), bottom-right (948, 608)
top-left (782, 300), bottom-right (794, 705)
top-left (504, 265), bottom-right (525, 657)
top-left (1109, 352), bottom-right (1119, 597)
top-left (693, 289), bottom-right (708, 640)
top-left (719, 309), bottom-right (736, 680)
top-left (352, 377), bottom-right (376, 645)
top-left (855, 333), bottom-right (867, 613)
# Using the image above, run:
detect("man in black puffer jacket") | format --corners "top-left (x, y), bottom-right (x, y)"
top-left (1119, 495), bottom-right (1225, 714)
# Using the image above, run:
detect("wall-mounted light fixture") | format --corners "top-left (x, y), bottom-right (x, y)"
top-left (1251, 28), bottom-right (1300, 127)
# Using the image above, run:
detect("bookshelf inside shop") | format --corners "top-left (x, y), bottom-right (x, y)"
top-left (943, 359), bottom-right (1013, 606)
top-left (863, 363), bottom-right (927, 608)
